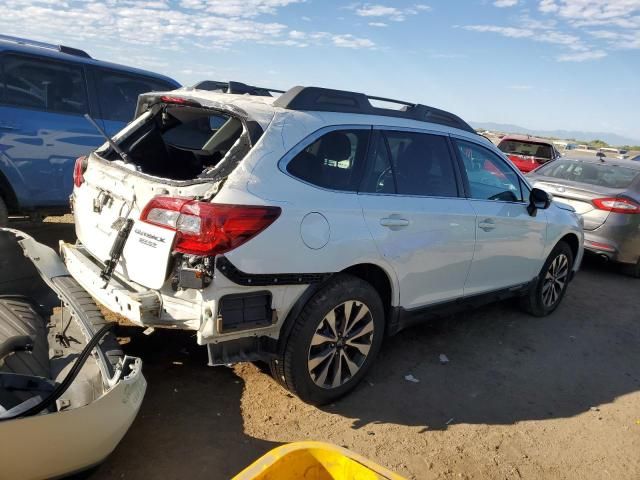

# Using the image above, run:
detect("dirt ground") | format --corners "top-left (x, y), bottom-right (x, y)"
top-left (19, 216), bottom-right (640, 480)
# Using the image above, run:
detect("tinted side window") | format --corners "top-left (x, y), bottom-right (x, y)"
top-left (1, 55), bottom-right (87, 114)
top-left (455, 139), bottom-right (524, 202)
top-left (361, 130), bottom-right (458, 197)
top-left (95, 70), bottom-right (174, 122)
top-left (287, 129), bottom-right (370, 191)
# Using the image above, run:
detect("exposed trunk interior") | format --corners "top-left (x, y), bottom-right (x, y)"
top-left (101, 104), bottom-right (254, 181)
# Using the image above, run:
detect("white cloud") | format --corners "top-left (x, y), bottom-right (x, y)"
top-left (0, 0), bottom-right (376, 53)
top-left (368, 22), bottom-right (388, 27)
top-left (539, 0), bottom-right (559, 13)
top-left (494, 0), bottom-right (519, 7)
top-left (539, 0), bottom-right (640, 28)
top-left (556, 49), bottom-right (607, 61)
top-left (332, 34), bottom-right (376, 49)
top-left (178, 0), bottom-right (303, 18)
top-left (463, 25), bottom-right (533, 38)
top-left (353, 3), bottom-right (431, 22)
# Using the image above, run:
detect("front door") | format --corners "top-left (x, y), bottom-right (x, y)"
top-left (452, 138), bottom-right (547, 296)
top-left (358, 129), bottom-right (476, 309)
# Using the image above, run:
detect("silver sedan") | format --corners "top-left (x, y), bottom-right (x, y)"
top-left (528, 157), bottom-right (640, 277)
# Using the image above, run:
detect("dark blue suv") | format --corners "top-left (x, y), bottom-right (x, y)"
top-left (0, 35), bottom-right (180, 225)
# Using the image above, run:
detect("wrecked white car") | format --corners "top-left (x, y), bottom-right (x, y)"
top-left (0, 229), bottom-right (145, 480)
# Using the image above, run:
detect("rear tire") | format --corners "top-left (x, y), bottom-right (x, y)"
top-left (0, 197), bottom-right (8, 227)
top-left (271, 274), bottom-right (384, 405)
top-left (521, 241), bottom-right (574, 317)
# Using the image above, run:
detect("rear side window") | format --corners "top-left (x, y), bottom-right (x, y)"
top-left (287, 129), bottom-right (370, 191)
top-left (0, 55), bottom-right (87, 115)
top-left (360, 130), bottom-right (459, 197)
top-left (498, 139), bottom-right (554, 159)
top-left (536, 159), bottom-right (640, 189)
top-left (95, 70), bottom-right (175, 122)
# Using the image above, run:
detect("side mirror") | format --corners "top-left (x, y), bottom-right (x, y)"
top-left (527, 188), bottom-right (551, 216)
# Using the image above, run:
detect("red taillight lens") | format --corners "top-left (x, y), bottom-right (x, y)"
top-left (140, 196), bottom-right (281, 256)
top-left (160, 95), bottom-right (201, 107)
top-left (73, 156), bottom-right (87, 187)
top-left (592, 197), bottom-right (640, 214)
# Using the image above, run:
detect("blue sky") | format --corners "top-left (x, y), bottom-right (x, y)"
top-left (2, 0), bottom-right (639, 142)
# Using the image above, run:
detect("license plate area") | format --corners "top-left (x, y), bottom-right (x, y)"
top-left (121, 221), bottom-right (176, 289)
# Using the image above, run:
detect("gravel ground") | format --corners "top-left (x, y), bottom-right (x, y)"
top-left (18, 216), bottom-right (640, 480)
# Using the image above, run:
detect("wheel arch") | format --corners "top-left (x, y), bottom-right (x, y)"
top-left (276, 262), bottom-right (397, 352)
top-left (558, 232), bottom-right (580, 262)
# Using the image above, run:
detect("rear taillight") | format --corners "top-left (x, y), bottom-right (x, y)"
top-left (592, 197), bottom-right (640, 214)
top-left (159, 95), bottom-right (201, 108)
top-left (73, 156), bottom-right (87, 187)
top-left (140, 196), bottom-right (281, 256)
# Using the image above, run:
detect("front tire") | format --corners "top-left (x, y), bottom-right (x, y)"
top-left (521, 241), bottom-right (574, 317)
top-left (272, 274), bottom-right (384, 405)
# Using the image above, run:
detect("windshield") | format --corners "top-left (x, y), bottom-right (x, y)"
top-left (498, 140), bottom-right (553, 159)
top-left (536, 160), bottom-right (640, 189)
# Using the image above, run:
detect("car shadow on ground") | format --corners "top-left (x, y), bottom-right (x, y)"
top-left (90, 327), bottom-right (280, 479)
top-left (322, 256), bottom-right (640, 431)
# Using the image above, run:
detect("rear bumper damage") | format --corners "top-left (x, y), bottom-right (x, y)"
top-left (61, 241), bottom-right (309, 347)
top-left (0, 229), bottom-right (146, 480)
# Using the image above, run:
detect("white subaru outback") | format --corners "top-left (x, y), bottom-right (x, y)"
top-left (65, 83), bottom-right (583, 404)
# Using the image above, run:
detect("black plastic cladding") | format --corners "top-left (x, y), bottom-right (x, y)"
top-left (272, 86), bottom-right (476, 134)
top-left (216, 256), bottom-right (331, 287)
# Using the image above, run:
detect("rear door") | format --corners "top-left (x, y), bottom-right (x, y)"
top-left (90, 68), bottom-right (177, 135)
top-left (358, 129), bottom-right (476, 309)
top-left (0, 53), bottom-right (102, 208)
top-left (452, 138), bottom-right (547, 296)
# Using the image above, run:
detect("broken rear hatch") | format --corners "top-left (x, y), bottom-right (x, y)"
top-left (72, 93), bottom-right (272, 290)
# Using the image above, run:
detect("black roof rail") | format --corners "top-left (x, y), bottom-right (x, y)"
top-left (193, 80), bottom-right (285, 97)
top-left (0, 34), bottom-right (91, 58)
top-left (273, 86), bottom-right (475, 134)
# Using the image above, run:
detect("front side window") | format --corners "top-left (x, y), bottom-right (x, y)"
top-left (360, 130), bottom-right (458, 197)
top-left (287, 129), bottom-right (370, 191)
top-left (0, 55), bottom-right (87, 114)
top-left (455, 139), bottom-right (524, 202)
top-left (95, 70), bottom-right (175, 122)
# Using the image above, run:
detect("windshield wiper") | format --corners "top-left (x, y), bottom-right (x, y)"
top-left (84, 113), bottom-right (131, 164)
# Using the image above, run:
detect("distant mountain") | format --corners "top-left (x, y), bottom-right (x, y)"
top-left (470, 122), bottom-right (640, 147)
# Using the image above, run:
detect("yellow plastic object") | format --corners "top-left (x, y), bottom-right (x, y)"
top-left (233, 441), bottom-right (406, 480)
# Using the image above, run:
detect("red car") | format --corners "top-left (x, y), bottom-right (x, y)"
top-left (497, 135), bottom-right (562, 173)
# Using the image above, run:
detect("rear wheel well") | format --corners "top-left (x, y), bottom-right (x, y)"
top-left (341, 263), bottom-right (392, 320)
top-left (559, 233), bottom-right (580, 261)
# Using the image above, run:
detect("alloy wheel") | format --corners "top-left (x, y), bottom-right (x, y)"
top-left (307, 300), bottom-right (374, 389)
top-left (542, 253), bottom-right (569, 308)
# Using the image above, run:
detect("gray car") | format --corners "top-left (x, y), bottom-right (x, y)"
top-left (528, 157), bottom-right (640, 277)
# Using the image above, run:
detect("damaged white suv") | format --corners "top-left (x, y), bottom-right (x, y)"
top-left (66, 83), bottom-right (583, 404)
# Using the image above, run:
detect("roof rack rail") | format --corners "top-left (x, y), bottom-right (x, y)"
top-left (193, 80), bottom-right (285, 97)
top-left (273, 86), bottom-right (475, 134)
top-left (0, 34), bottom-right (91, 58)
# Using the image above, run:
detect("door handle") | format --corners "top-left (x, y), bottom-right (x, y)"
top-left (380, 217), bottom-right (410, 229)
top-left (478, 218), bottom-right (496, 232)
